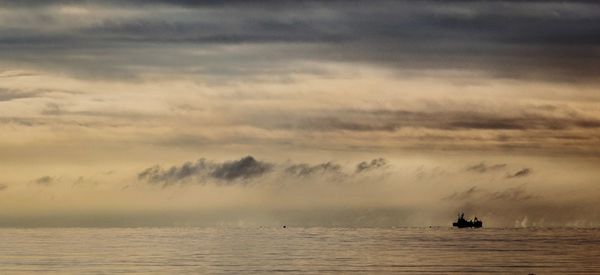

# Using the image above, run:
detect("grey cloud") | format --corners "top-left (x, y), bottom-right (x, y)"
top-left (40, 102), bottom-right (165, 122)
top-left (33, 176), bottom-right (55, 185)
top-left (138, 159), bottom-right (213, 185)
top-left (40, 103), bottom-right (61, 116)
top-left (488, 185), bottom-right (535, 201)
top-left (144, 104), bottom-right (600, 156)
top-left (0, 0), bottom-right (279, 7)
top-left (0, 117), bottom-right (41, 127)
top-left (138, 156), bottom-right (272, 186)
top-left (71, 176), bottom-right (99, 187)
top-left (244, 108), bottom-right (600, 132)
top-left (0, 88), bottom-right (41, 102)
top-left (284, 162), bottom-right (342, 177)
top-left (211, 156), bottom-right (273, 181)
top-left (415, 166), bottom-right (446, 180)
top-left (446, 185), bottom-right (535, 202)
top-left (466, 162), bottom-right (507, 173)
top-left (0, 87), bottom-right (81, 102)
top-left (284, 158), bottom-right (389, 177)
top-left (0, 1), bottom-right (599, 81)
top-left (0, 115), bottom-right (140, 129)
top-left (138, 157), bottom-right (387, 186)
top-left (445, 186), bottom-right (481, 201)
top-left (0, 71), bottom-right (39, 78)
top-left (507, 168), bottom-right (532, 178)
top-left (356, 158), bottom-right (387, 173)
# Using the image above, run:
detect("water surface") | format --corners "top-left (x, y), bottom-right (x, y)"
top-left (1, 227), bottom-right (599, 274)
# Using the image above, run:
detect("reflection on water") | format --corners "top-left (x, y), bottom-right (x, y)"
top-left (1, 227), bottom-right (599, 274)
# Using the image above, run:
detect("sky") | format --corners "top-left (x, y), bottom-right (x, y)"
top-left (1, 0), bottom-right (600, 227)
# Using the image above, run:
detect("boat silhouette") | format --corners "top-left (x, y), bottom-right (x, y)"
top-left (452, 213), bottom-right (482, 228)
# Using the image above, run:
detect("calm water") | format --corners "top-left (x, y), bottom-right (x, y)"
top-left (0, 227), bottom-right (599, 274)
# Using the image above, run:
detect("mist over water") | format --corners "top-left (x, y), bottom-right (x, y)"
top-left (1, 227), bottom-right (599, 274)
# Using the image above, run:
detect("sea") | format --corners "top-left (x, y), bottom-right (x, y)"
top-left (0, 227), bottom-right (599, 274)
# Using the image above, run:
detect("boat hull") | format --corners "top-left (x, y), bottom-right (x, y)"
top-left (453, 221), bottom-right (482, 228)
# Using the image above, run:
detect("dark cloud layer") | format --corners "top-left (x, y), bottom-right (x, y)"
top-left (1, 1), bottom-right (599, 81)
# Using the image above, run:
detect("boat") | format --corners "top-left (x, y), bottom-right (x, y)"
top-left (452, 213), bottom-right (483, 228)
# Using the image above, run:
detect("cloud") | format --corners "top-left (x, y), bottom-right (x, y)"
top-left (213, 106), bottom-right (600, 156)
top-left (507, 168), bottom-right (532, 178)
top-left (466, 162), bottom-right (507, 173)
top-left (138, 159), bottom-right (213, 185)
top-left (211, 156), bottom-right (273, 181)
top-left (446, 185), bottom-right (535, 202)
top-left (356, 158), bottom-right (387, 173)
top-left (1, 1), bottom-right (599, 81)
top-left (284, 162), bottom-right (342, 177)
top-left (445, 186), bottom-right (481, 201)
top-left (243, 108), bottom-right (600, 133)
top-left (415, 165), bottom-right (446, 180)
top-left (488, 185), bottom-right (535, 201)
top-left (138, 156), bottom-right (273, 186)
top-left (395, 109), bottom-right (599, 131)
top-left (33, 176), bottom-right (55, 185)
top-left (138, 157), bottom-right (389, 186)
top-left (0, 88), bottom-right (41, 102)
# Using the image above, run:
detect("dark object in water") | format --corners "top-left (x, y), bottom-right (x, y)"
top-left (283, 225), bottom-right (287, 228)
top-left (453, 213), bottom-right (483, 228)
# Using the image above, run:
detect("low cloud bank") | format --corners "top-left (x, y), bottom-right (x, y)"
top-left (138, 156), bottom-right (388, 186)
top-left (138, 156), bottom-right (273, 186)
